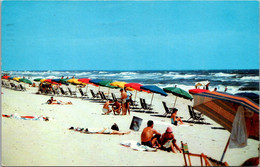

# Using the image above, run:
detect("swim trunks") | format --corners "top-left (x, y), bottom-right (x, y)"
top-left (103, 129), bottom-right (113, 134)
top-left (102, 108), bottom-right (108, 113)
top-left (122, 99), bottom-right (126, 104)
top-left (141, 141), bottom-right (153, 147)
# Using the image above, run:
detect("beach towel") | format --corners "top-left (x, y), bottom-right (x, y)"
top-left (120, 140), bottom-right (157, 152)
top-left (2, 113), bottom-right (49, 121)
top-left (229, 106), bottom-right (247, 148)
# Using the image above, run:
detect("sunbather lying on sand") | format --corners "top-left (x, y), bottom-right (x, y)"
top-left (2, 113), bottom-right (50, 121)
top-left (47, 96), bottom-right (72, 105)
top-left (69, 127), bottom-right (131, 135)
top-left (160, 126), bottom-right (182, 153)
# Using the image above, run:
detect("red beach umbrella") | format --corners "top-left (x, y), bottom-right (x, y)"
top-left (125, 83), bottom-right (151, 101)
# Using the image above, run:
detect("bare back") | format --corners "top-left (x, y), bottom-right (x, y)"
top-left (141, 127), bottom-right (159, 142)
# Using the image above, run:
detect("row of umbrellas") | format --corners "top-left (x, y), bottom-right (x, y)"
top-left (2, 75), bottom-right (194, 105)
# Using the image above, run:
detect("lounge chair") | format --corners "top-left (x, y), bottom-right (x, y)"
top-left (19, 84), bottom-right (26, 91)
top-left (78, 88), bottom-right (88, 98)
top-left (111, 93), bottom-right (121, 102)
top-left (140, 98), bottom-right (153, 112)
top-left (67, 87), bottom-right (77, 97)
top-left (90, 89), bottom-right (100, 99)
top-left (181, 141), bottom-right (228, 166)
top-left (162, 101), bottom-right (173, 117)
top-left (187, 105), bottom-right (204, 123)
top-left (59, 87), bottom-right (69, 96)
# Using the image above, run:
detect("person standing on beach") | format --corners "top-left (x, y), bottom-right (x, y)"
top-left (141, 120), bottom-right (161, 148)
top-left (120, 89), bottom-right (127, 115)
top-left (124, 87), bottom-right (132, 115)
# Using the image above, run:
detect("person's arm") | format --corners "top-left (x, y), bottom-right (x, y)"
top-left (153, 129), bottom-right (161, 136)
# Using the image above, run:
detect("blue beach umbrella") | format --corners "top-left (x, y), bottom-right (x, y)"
top-left (235, 92), bottom-right (259, 104)
top-left (52, 79), bottom-right (69, 85)
top-left (140, 85), bottom-right (168, 105)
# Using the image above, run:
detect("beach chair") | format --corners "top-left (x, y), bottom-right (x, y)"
top-left (78, 88), bottom-right (88, 98)
top-left (187, 105), bottom-right (204, 123)
top-left (140, 98), bottom-right (153, 112)
top-left (68, 87), bottom-right (77, 97)
top-left (181, 141), bottom-right (228, 166)
top-left (111, 93), bottom-right (121, 102)
top-left (59, 87), bottom-right (69, 96)
top-left (142, 98), bottom-right (153, 110)
top-left (162, 101), bottom-right (173, 117)
top-left (19, 84), bottom-right (26, 91)
top-left (90, 89), bottom-right (100, 99)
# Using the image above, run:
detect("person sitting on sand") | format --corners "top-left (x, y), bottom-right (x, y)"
top-left (141, 120), bottom-right (161, 148)
top-left (102, 100), bottom-right (113, 115)
top-left (69, 127), bottom-right (131, 135)
top-left (112, 99), bottom-right (121, 115)
top-left (171, 108), bottom-right (184, 126)
top-left (47, 96), bottom-right (72, 105)
top-left (160, 126), bottom-right (182, 153)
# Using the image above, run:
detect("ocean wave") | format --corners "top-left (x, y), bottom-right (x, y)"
top-left (120, 72), bottom-right (137, 75)
top-left (240, 76), bottom-right (259, 81)
top-left (213, 72), bottom-right (236, 77)
top-left (172, 74), bottom-right (196, 79)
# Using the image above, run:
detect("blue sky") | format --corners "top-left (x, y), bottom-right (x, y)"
top-left (1, 1), bottom-right (259, 70)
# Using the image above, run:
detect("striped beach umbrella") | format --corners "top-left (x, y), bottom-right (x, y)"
top-left (189, 89), bottom-right (259, 161)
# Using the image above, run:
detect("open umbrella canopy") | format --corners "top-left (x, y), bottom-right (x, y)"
top-left (124, 83), bottom-right (150, 92)
top-left (235, 92), bottom-right (259, 104)
top-left (2, 76), bottom-right (10, 79)
top-left (163, 87), bottom-right (193, 100)
top-left (19, 78), bottom-right (32, 85)
top-left (34, 78), bottom-right (43, 82)
top-left (89, 79), bottom-right (103, 85)
top-left (110, 81), bottom-right (134, 91)
top-left (13, 77), bottom-right (21, 82)
top-left (141, 85), bottom-right (168, 96)
top-left (44, 79), bottom-right (61, 85)
top-left (99, 80), bottom-right (117, 88)
top-left (189, 89), bottom-right (259, 140)
top-left (79, 78), bottom-right (98, 87)
top-left (51, 79), bottom-right (69, 85)
top-left (8, 77), bottom-right (14, 80)
top-left (67, 78), bottom-right (85, 85)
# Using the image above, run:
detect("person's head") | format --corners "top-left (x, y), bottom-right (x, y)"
top-left (147, 120), bottom-right (154, 127)
top-left (166, 126), bottom-right (173, 133)
top-left (124, 87), bottom-right (127, 91)
top-left (108, 100), bottom-right (113, 103)
top-left (120, 89), bottom-right (123, 92)
top-left (51, 96), bottom-right (54, 100)
top-left (172, 108), bottom-right (178, 114)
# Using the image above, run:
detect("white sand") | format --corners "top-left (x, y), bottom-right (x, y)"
top-left (1, 84), bottom-right (259, 166)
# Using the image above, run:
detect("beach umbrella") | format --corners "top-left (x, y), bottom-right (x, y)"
top-left (163, 87), bottom-right (193, 107)
top-left (43, 79), bottom-right (61, 85)
top-left (2, 76), bottom-right (10, 79)
top-left (51, 79), bottom-right (69, 85)
top-left (13, 77), bottom-right (21, 82)
top-left (189, 89), bottom-right (259, 161)
top-left (19, 78), bottom-right (32, 85)
top-left (89, 79), bottom-right (103, 92)
top-left (34, 78), bottom-right (43, 82)
top-left (98, 80), bottom-right (117, 97)
top-left (110, 81), bottom-right (134, 91)
top-left (235, 92), bottom-right (259, 104)
top-left (125, 83), bottom-right (150, 101)
top-left (140, 85), bottom-right (168, 105)
top-left (78, 78), bottom-right (99, 95)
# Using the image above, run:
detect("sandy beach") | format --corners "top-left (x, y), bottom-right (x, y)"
top-left (1, 83), bottom-right (259, 166)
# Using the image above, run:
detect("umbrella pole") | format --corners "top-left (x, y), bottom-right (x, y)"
top-left (134, 90), bottom-right (137, 101)
top-left (173, 96), bottom-right (178, 107)
top-left (150, 93), bottom-right (154, 105)
top-left (86, 84), bottom-right (89, 95)
top-left (107, 88), bottom-right (110, 98)
top-left (220, 135), bottom-right (230, 162)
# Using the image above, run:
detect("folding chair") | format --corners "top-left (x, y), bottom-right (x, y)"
top-left (162, 101), bottom-right (173, 117)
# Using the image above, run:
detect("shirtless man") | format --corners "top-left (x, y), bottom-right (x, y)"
top-left (171, 108), bottom-right (184, 125)
top-left (47, 97), bottom-right (72, 105)
top-left (102, 100), bottom-right (113, 115)
top-left (141, 120), bottom-right (161, 148)
top-left (112, 100), bottom-right (121, 115)
top-left (120, 89), bottom-right (127, 115)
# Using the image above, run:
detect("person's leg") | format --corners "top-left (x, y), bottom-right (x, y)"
top-left (111, 130), bottom-right (131, 135)
top-left (170, 143), bottom-right (177, 153)
top-left (126, 102), bottom-right (130, 115)
top-left (151, 134), bottom-right (161, 147)
top-left (177, 118), bottom-right (184, 124)
top-left (122, 103), bottom-right (126, 115)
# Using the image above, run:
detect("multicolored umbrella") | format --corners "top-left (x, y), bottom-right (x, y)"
top-left (140, 85), bottom-right (168, 105)
top-left (125, 83), bottom-right (150, 101)
top-left (110, 81), bottom-right (134, 91)
top-left (235, 92), bottom-right (259, 104)
top-left (163, 87), bottom-right (193, 107)
top-left (189, 89), bottom-right (259, 161)
top-left (13, 77), bottom-right (21, 82)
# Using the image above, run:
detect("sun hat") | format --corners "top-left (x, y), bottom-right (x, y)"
top-left (166, 126), bottom-right (173, 133)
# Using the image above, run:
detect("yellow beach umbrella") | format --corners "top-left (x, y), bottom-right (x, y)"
top-left (40, 79), bottom-right (47, 83)
top-left (110, 81), bottom-right (134, 91)
top-left (13, 77), bottom-right (21, 82)
top-left (67, 78), bottom-right (86, 85)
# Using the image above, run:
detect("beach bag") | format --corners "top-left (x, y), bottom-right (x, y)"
top-left (111, 123), bottom-right (119, 131)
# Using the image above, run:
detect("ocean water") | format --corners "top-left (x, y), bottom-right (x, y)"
top-left (2, 69), bottom-right (259, 94)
